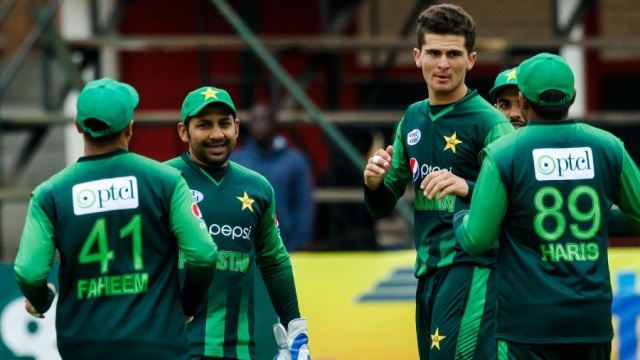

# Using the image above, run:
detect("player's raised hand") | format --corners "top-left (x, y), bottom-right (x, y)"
top-left (273, 318), bottom-right (311, 360)
top-left (420, 169), bottom-right (469, 199)
top-left (364, 145), bottom-right (394, 190)
top-left (25, 283), bottom-right (56, 319)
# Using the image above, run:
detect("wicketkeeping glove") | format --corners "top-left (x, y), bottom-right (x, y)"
top-left (273, 318), bottom-right (311, 360)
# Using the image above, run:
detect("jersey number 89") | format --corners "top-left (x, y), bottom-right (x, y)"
top-left (534, 185), bottom-right (601, 241)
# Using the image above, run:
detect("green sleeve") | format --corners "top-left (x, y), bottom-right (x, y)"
top-left (365, 119), bottom-right (411, 218)
top-left (262, 265), bottom-right (300, 327)
top-left (481, 122), bottom-right (515, 162)
top-left (460, 121), bottom-right (512, 203)
top-left (14, 195), bottom-right (56, 313)
top-left (610, 149), bottom-right (640, 234)
top-left (455, 155), bottom-right (508, 256)
top-left (170, 177), bottom-right (218, 316)
top-left (255, 189), bottom-right (300, 325)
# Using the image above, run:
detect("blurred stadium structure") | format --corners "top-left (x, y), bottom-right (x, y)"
top-left (0, 0), bottom-right (640, 260)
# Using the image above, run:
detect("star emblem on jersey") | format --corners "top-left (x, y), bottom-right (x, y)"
top-left (237, 191), bottom-right (255, 212)
top-left (443, 131), bottom-right (463, 153)
top-left (430, 328), bottom-right (446, 350)
top-left (505, 69), bottom-right (517, 82)
top-left (200, 87), bottom-right (219, 101)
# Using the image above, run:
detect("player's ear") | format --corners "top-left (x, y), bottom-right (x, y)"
top-left (518, 92), bottom-right (529, 111)
top-left (413, 48), bottom-right (421, 68)
top-left (177, 121), bottom-right (189, 143)
top-left (74, 118), bottom-right (83, 134)
top-left (124, 120), bottom-right (134, 138)
top-left (467, 51), bottom-right (477, 70)
top-left (569, 89), bottom-right (577, 105)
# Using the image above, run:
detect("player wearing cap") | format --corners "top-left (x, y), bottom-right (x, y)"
top-left (165, 87), bottom-right (310, 360)
top-left (454, 53), bottom-right (640, 358)
top-left (489, 68), bottom-right (527, 129)
top-left (13, 78), bottom-right (218, 360)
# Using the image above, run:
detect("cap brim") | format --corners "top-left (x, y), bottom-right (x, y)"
top-left (489, 83), bottom-right (518, 102)
top-left (187, 100), bottom-right (236, 119)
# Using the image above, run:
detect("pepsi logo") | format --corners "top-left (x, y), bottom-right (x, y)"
top-left (191, 203), bottom-right (204, 220)
top-left (410, 158), bottom-right (419, 181)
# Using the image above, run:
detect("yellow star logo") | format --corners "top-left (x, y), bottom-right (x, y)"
top-left (237, 191), bottom-right (255, 212)
top-left (200, 88), bottom-right (219, 101)
top-left (505, 69), bottom-right (517, 82)
top-left (443, 131), bottom-right (463, 153)
top-left (430, 328), bottom-right (446, 350)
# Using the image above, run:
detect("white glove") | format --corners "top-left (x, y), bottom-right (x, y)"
top-left (273, 318), bottom-right (311, 360)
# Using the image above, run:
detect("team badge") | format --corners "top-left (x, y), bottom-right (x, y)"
top-left (410, 158), bottom-right (419, 181)
top-left (430, 328), bottom-right (446, 350)
top-left (407, 129), bottom-right (421, 146)
top-left (237, 191), bottom-right (255, 212)
top-left (443, 131), bottom-right (463, 153)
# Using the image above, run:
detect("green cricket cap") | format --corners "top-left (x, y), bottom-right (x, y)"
top-left (181, 86), bottom-right (236, 122)
top-left (489, 68), bottom-right (518, 102)
top-left (76, 77), bottom-right (139, 137)
top-left (517, 53), bottom-right (575, 107)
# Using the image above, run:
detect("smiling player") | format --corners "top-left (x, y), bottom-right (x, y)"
top-left (165, 86), bottom-right (310, 360)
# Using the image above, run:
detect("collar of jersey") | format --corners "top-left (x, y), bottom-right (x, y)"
top-left (182, 152), bottom-right (229, 186)
top-left (427, 88), bottom-right (477, 121)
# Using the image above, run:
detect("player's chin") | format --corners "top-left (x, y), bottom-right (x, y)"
top-left (209, 153), bottom-right (231, 167)
top-left (511, 120), bottom-right (527, 129)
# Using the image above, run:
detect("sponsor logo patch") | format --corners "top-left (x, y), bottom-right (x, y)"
top-left (191, 203), bottom-right (204, 221)
top-left (190, 189), bottom-right (204, 203)
top-left (407, 129), bottom-right (421, 146)
top-left (532, 147), bottom-right (594, 181)
top-left (73, 176), bottom-right (138, 215)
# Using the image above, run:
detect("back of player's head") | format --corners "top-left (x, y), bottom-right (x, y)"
top-left (76, 78), bottom-right (139, 138)
top-left (416, 4), bottom-right (476, 54)
top-left (517, 53), bottom-right (575, 120)
top-left (181, 86), bottom-right (236, 124)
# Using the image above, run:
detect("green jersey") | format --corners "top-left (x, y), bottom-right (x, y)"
top-left (14, 149), bottom-right (218, 360)
top-left (166, 153), bottom-right (299, 360)
top-left (365, 90), bottom-right (514, 277)
top-left (456, 120), bottom-right (640, 343)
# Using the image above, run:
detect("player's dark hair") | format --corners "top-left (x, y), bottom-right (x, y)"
top-left (83, 118), bottom-right (125, 143)
top-left (416, 4), bottom-right (476, 54)
top-left (528, 90), bottom-right (571, 120)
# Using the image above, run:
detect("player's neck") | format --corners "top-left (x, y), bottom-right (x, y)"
top-left (83, 137), bottom-right (129, 156)
top-left (429, 84), bottom-right (469, 106)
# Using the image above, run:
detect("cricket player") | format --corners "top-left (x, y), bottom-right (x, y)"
top-left (455, 53), bottom-right (640, 358)
top-left (166, 86), bottom-right (310, 360)
top-left (363, 4), bottom-right (514, 359)
top-left (489, 67), bottom-right (527, 129)
top-left (14, 78), bottom-right (218, 360)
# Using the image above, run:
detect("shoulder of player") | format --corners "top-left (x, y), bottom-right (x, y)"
top-left (458, 94), bottom-right (507, 124)
top-left (163, 155), bottom-right (191, 173)
top-left (229, 161), bottom-right (272, 187)
top-left (403, 99), bottom-right (428, 117)
top-left (484, 129), bottom-right (521, 157)
top-left (124, 153), bottom-right (183, 178)
top-left (577, 122), bottom-right (621, 144)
